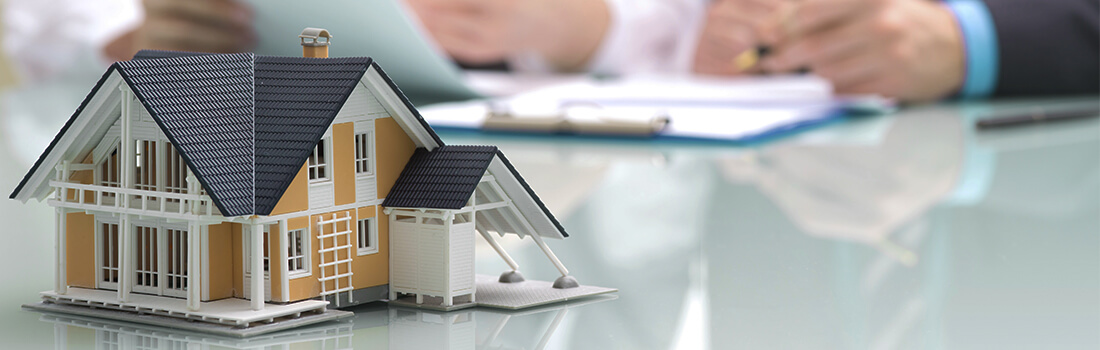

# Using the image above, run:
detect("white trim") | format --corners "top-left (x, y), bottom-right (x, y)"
top-left (187, 221), bottom-right (201, 311)
top-left (286, 228), bottom-right (311, 280)
top-left (250, 224), bottom-right (264, 310)
top-left (242, 224), bottom-right (272, 302)
top-left (279, 220), bottom-right (290, 302)
top-left (353, 122), bottom-right (376, 177)
top-left (13, 72), bottom-right (126, 203)
top-left (201, 224), bottom-right (209, 301)
top-left (486, 157), bottom-right (566, 239)
top-left (307, 135), bottom-right (332, 184)
top-left (56, 207), bottom-right (68, 294)
top-left (356, 217), bottom-right (379, 256)
top-left (256, 199), bottom-right (384, 224)
top-left (361, 69), bottom-right (440, 150)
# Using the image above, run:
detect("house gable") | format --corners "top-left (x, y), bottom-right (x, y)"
top-left (12, 51), bottom-right (447, 219)
top-left (383, 147), bottom-right (569, 239)
top-left (115, 53), bottom-right (258, 217)
top-left (9, 68), bottom-right (127, 202)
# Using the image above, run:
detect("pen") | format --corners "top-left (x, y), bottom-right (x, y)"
top-left (733, 46), bottom-right (770, 72)
top-left (976, 106), bottom-right (1100, 130)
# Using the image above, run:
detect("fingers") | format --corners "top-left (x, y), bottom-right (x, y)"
top-left (814, 53), bottom-right (887, 92)
top-left (787, 0), bottom-right (882, 37)
top-left (693, 0), bottom-right (783, 75)
top-left (763, 13), bottom-right (880, 73)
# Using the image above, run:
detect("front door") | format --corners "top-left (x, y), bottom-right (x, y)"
top-left (243, 225), bottom-right (272, 301)
top-left (132, 224), bottom-right (189, 298)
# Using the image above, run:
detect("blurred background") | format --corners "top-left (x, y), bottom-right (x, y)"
top-left (0, 1), bottom-right (1098, 349)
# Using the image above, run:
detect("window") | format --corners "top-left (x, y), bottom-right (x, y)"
top-left (98, 222), bottom-right (120, 287)
top-left (357, 218), bottom-right (377, 255)
top-left (98, 147), bottom-right (120, 189)
top-left (164, 229), bottom-right (188, 292)
top-left (354, 132), bottom-right (373, 175)
top-left (165, 145), bottom-right (188, 198)
top-left (287, 229), bottom-right (310, 277)
top-left (134, 140), bottom-right (157, 192)
top-left (134, 225), bottom-right (159, 290)
top-left (308, 138), bottom-right (329, 181)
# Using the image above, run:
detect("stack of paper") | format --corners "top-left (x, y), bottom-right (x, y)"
top-left (420, 75), bottom-right (892, 142)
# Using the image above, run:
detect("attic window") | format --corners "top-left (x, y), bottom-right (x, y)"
top-left (308, 138), bottom-right (330, 182)
top-left (354, 132), bottom-right (373, 175)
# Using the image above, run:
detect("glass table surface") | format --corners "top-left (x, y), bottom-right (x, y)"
top-left (0, 83), bottom-right (1096, 349)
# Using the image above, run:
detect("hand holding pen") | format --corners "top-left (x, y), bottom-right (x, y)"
top-left (694, 0), bottom-right (969, 103)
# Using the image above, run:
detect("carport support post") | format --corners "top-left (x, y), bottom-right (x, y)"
top-left (529, 234), bottom-right (569, 277)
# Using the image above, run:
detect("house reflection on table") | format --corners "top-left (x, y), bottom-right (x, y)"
top-left (39, 295), bottom-right (613, 350)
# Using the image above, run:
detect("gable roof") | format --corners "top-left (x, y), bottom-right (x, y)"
top-left (384, 146), bottom-right (569, 239)
top-left (383, 145), bottom-right (498, 209)
top-left (10, 51), bottom-right (442, 217)
top-left (117, 52), bottom-right (259, 216)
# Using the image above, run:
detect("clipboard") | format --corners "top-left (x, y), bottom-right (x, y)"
top-left (418, 76), bottom-right (894, 143)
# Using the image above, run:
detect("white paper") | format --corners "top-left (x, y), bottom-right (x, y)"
top-left (419, 75), bottom-right (880, 141)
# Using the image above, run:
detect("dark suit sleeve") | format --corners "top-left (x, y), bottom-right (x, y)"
top-left (983, 0), bottom-right (1099, 96)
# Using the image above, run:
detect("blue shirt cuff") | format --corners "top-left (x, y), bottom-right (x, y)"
top-left (945, 0), bottom-right (999, 98)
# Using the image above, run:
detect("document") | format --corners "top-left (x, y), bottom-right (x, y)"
top-left (419, 75), bottom-right (891, 142)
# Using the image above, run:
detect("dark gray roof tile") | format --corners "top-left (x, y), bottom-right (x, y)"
top-left (383, 146), bottom-right (498, 209)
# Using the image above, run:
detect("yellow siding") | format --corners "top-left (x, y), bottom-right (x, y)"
top-left (269, 223), bottom-right (283, 301)
top-left (207, 222), bottom-right (236, 300)
top-left (352, 205), bottom-right (389, 289)
top-left (375, 117), bottom-right (416, 199)
top-left (66, 212), bottom-right (96, 289)
top-left (333, 122), bottom-right (356, 206)
top-left (287, 216), bottom-right (318, 301)
top-left (231, 223), bottom-right (244, 298)
top-left (270, 164), bottom-right (308, 216)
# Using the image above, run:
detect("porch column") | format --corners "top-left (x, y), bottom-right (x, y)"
top-left (118, 215), bottom-right (132, 302)
top-left (250, 223), bottom-right (264, 310)
top-left (187, 221), bottom-right (202, 311)
top-left (117, 86), bottom-right (134, 303)
top-left (55, 207), bottom-right (67, 294)
top-left (279, 220), bottom-right (290, 302)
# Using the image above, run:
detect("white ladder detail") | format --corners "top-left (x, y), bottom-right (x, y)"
top-left (317, 211), bottom-right (355, 307)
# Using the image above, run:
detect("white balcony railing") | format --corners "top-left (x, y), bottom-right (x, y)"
top-left (48, 180), bottom-right (219, 218)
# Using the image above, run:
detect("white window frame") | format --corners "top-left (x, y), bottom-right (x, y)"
top-left (95, 144), bottom-right (121, 189)
top-left (357, 217), bottom-right (378, 256)
top-left (286, 228), bottom-right (311, 279)
top-left (95, 217), bottom-right (121, 290)
top-left (308, 137), bottom-right (331, 183)
top-left (126, 219), bottom-right (189, 298)
top-left (354, 130), bottom-right (374, 177)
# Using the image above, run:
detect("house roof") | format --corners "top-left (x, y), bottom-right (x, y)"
top-left (383, 145), bottom-right (499, 209)
top-left (10, 50), bottom-right (442, 217)
top-left (384, 146), bottom-right (569, 238)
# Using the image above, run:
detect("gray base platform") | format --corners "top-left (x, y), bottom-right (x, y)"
top-left (388, 274), bottom-right (617, 312)
top-left (23, 302), bottom-right (354, 338)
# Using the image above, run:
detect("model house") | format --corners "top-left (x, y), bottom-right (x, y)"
top-left (11, 28), bottom-right (608, 335)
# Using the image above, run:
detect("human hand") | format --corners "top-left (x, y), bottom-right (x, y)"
top-left (104, 0), bottom-right (255, 61)
top-left (762, 0), bottom-right (965, 102)
top-left (692, 0), bottom-right (788, 75)
top-left (405, 0), bottom-right (609, 72)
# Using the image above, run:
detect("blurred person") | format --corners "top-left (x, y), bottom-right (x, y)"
top-left (3, 0), bottom-right (253, 84)
top-left (405, 0), bottom-right (707, 74)
top-left (694, 0), bottom-right (1100, 102)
